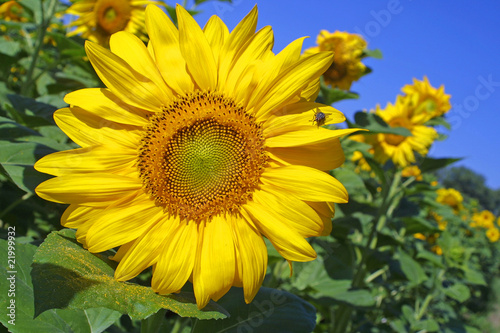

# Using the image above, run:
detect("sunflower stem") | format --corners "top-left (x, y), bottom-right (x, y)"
top-left (333, 170), bottom-right (403, 333)
top-left (20, 0), bottom-right (58, 97)
top-left (140, 309), bottom-right (167, 333)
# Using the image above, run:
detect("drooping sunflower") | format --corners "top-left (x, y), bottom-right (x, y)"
top-left (65, 0), bottom-right (161, 46)
top-left (401, 76), bottom-right (451, 124)
top-left (35, 5), bottom-right (356, 308)
top-left (372, 97), bottom-right (438, 167)
top-left (304, 30), bottom-right (367, 90)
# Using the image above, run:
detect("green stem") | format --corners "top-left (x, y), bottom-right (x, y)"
top-left (20, 0), bottom-right (58, 97)
top-left (333, 171), bottom-right (403, 333)
top-left (140, 309), bottom-right (167, 333)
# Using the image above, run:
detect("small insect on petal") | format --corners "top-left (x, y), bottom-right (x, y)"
top-left (311, 109), bottom-right (329, 127)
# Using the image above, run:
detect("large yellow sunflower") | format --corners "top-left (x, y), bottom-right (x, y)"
top-left (35, 5), bottom-right (356, 308)
top-left (372, 97), bottom-right (438, 167)
top-left (304, 30), bottom-right (367, 90)
top-left (0, 0), bottom-right (27, 22)
top-left (401, 76), bottom-right (451, 124)
top-left (66, 0), bottom-right (161, 46)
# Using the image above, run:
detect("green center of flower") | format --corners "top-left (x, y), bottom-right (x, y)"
top-left (138, 91), bottom-right (268, 222)
top-left (95, 0), bottom-right (131, 35)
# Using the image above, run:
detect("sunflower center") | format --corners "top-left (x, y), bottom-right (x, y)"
top-left (138, 91), bottom-right (268, 223)
top-left (95, 0), bottom-right (131, 35)
top-left (385, 117), bottom-right (412, 146)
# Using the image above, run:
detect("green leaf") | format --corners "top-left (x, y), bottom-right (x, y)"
top-left (331, 168), bottom-right (366, 194)
top-left (419, 157), bottom-right (462, 173)
top-left (192, 287), bottom-right (316, 333)
top-left (317, 83), bottom-right (359, 105)
top-left (413, 318), bottom-right (439, 332)
top-left (416, 249), bottom-right (445, 268)
top-left (321, 289), bottom-right (375, 307)
top-left (402, 216), bottom-right (439, 234)
top-left (464, 268), bottom-right (487, 286)
top-left (352, 112), bottom-right (412, 136)
top-left (425, 116), bottom-right (451, 130)
top-left (362, 48), bottom-right (383, 59)
top-left (0, 39), bottom-right (21, 57)
top-left (398, 250), bottom-right (427, 285)
top-left (0, 238), bottom-right (122, 333)
top-left (31, 229), bottom-right (228, 320)
top-left (443, 283), bottom-right (470, 303)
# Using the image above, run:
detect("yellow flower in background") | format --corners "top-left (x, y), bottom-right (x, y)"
top-left (414, 233), bottom-right (426, 241)
top-left (0, 0), bottom-right (27, 22)
top-left (436, 188), bottom-right (463, 212)
top-left (372, 97), bottom-right (438, 167)
top-left (432, 212), bottom-right (447, 231)
top-left (304, 30), bottom-right (367, 90)
top-left (401, 165), bottom-right (423, 181)
top-left (401, 76), bottom-right (451, 125)
top-left (431, 245), bottom-right (443, 256)
top-left (472, 210), bottom-right (495, 229)
top-left (35, 5), bottom-right (356, 309)
top-left (66, 0), bottom-right (161, 46)
top-left (486, 227), bottom-right (500, 243)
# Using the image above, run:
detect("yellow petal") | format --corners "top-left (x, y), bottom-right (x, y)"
top-left (203, 15), bottom-right (229, 67)
top-left (85, 195), bottom-right (162, 252)
top-left (252, 52), bottom-right (334, 121)
top-left (267, 138), bottom-right (345, 171)
top-left (109, 31), bottom-right (174, 101)
top-left (261, 165), bottom-right (348, 203)
top-left (64, 88), bottom-right (148, 126)
top-left (224, 26), bottom-right (274, 99)
top-left (193, 215), bottom-right (236, 308)
top-left (35, 173), bottom-right (142, 204)
top-left (254, 188), bottom-right (323, 237)
top-left (218, 6), bottom-right (258, 91)
top-left (85, 41), bottom-right (165, 112)
top-left (177, 5), bottom-right (217, 90)
top-left (145, 5), bottom-right (194, 95)
top-left (115, 215), bottom-right (176, 281)
top-left (152, 218), bottom-right (198, 294)
top-left (232, 214), bottom-right (267, 303)
top-left (35, 146), bottom-right (136, 176)
top-left (266, 128), bottom-right (361, 148)
top-left (263, 104), bottom-right (346, 136)
top-left (54, 107), bottom-right (141, 148)
top-left (243, 200), bottom-right (317, 262)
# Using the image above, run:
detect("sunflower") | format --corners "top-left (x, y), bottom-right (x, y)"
top-left (65, 0), bottom-right (161, 46)
top-left (371, 97), bottom-right (438, 167)
top-left (486, 228), bottom-right (500, 243)
top-left (35, 5), bottom-right (356, 309)
top-left (471, 210), bottom-right (495, 229)
top-left (436, 188), bottom-right (463, 211)
top-left (304, 30), bottom-right (367, 90)
top-left (401, 76), bottom-right (451, 124)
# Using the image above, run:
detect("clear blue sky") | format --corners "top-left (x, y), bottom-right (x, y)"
top-left (188, 1), bottom-right (500, 189)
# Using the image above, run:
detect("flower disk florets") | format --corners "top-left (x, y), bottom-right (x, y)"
top-left (138, 91), bottom-right (268, 223)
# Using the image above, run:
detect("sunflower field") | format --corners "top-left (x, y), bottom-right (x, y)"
top-left (1, 1), bottom-right (500, 333)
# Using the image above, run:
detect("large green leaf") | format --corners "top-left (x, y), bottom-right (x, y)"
top-left (191, 287), bottom-right (316, 333)
top-left (351, 112), bottom-right (412, 136)
top-left (443, 283), bottom-right (470, 303)
top-left (0, 238), bottom-right (122, 333)
top-left (31, 229), bottom-right (228, 321)
top-left (419, 157), bottom-right (462, 173)
top-left (398, 250), bottom-right (427, 285)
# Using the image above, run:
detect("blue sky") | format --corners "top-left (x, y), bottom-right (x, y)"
top-left (189, 1), bottom-right (500, 189)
